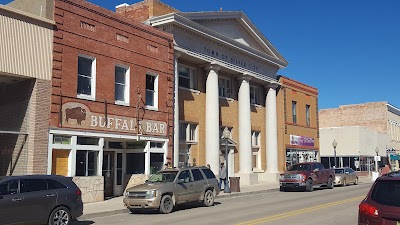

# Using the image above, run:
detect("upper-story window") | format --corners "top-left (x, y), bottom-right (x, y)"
top-left (178, 65), bottom-right (197, 90)
top-left (115, 65), bottom-right (130, 105)
top-left (77, 55), bottom-right (96, 99)
top-left (306, 104), bottom-right (311, 126)
top-left (252, 131), bottom-right (260, 147)
top-left (218, 77), bottom-right (231, 98)
top-left (146, 74), bottom-right (158, 109)
top-left (180, 123), bottom-right (198, 142)
top-left (292, 101), bottom-right (297, 124)
top-left (250, 86), bottom-right (260, 105)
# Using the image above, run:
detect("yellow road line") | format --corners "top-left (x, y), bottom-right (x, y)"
top-left (236, 195), bottom-right (365, 225)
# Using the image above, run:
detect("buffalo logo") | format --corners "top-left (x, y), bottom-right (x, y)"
top-left (65, 107), bottom-right (87, 125)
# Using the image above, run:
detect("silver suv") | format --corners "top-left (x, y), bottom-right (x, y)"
top-left (123, 166), bottom-right (220, 214)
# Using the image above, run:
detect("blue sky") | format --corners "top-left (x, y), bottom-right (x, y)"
top-left (2, 0), bottom-right (399, 109)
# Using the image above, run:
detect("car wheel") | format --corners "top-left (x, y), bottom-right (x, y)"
top-left (342, 178), bottom-right (346, 187)
top-left (306, 179), bottom-right (314, 192)
top-left (49, 206), bottom-right (71, 225)
top-left (203, 190), bottom-right (214, 207)
top-left (279, 186), bottom-right (286, 192)
top-left (327, 177), bottom-right (334, 189)
top-left (159, 195), bottom-right (174, 214)
top-left (354, 177), bottom-right (359, 185)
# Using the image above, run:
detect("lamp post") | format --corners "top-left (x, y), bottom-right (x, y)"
top-left (222, 127), bottom-right (231, 193)
top-left (375, 147), bottom-right (379, 172)
top-left (332, 139), bottom-right (337, 168)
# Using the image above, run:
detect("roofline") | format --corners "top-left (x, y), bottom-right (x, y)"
top-left (278, 75), bottom-right (318, 92)
top-left (0, 4), bottom-right (55, 26)
top-left (387, 103), bottom-right (400, 116)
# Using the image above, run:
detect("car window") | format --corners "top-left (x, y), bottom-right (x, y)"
top-left (318, 163), bottom-right (325, 170)
top-left (334, 169), bottom-right (344, 174)
top-left (201, 168), bottom-right (216, 179)
top-left (349, 168), bottom-right (355, 173)
top-left (289, 164), bottom-right (311, 171)
top-left (177, 170), bottom-right (193, 183)
top-left (371, 180), bottom-right (400, 207)
top-left (46, 179), bottom-right (67, 189)
top-left (191, 169), bottom-right (205, 181)
top-left (0, 180), bottom-right (19, 195)
top-left (21, 179), bottom-right (48, 193)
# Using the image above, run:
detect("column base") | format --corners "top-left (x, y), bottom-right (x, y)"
top-left (259, 172), bottom-right (280, 182)
top-left (236, 172), bottom-right (259, 186)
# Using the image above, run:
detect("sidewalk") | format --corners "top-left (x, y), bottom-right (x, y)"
top-left (79, 176), bottom-right (373, 220)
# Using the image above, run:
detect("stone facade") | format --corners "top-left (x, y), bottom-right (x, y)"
top-left (73, 176), bottom-right (104, 203)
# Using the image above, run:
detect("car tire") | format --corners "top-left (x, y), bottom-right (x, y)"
top-left (327, 177), bottom-right (334, 189)
top-left (49, 206), bottom-right (71, 225)
top-left (342, 178), bottom-right (346, 187)
top-left (279, 186), bottom-right (286, 192)
top-left (203, 190), bottom-right (214, 207)
top-left (306, 179), bottom-right (314, 192)
top-left (354, 177), bottom-right (359, 185)
top-left (159, 195), bottom-right (174, 214)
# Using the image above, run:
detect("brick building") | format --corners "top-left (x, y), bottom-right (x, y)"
top-left (0, 3), bottom-right (54, 176)
top-left (45, 0), bottom-right (173, 202)
top-left (117, 0), bottom-right (289, 185)
top-left (276, 76), bottom-right (320, 170)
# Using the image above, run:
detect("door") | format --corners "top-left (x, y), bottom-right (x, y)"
top-left (103, 151), bottom-right (114, 198)
top-left (190, 169), bottom-right (207, 200)
top-left (175, 170), bottom-right (194, 203)
top-left (0, 179), bottom-right (25, 224)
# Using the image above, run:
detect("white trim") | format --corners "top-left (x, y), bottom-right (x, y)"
top-left (47, 133), bottom-right (54, 175)
top-left (178, 87), bottom-right (200, 95)
top-left (145, 73), bottom-right (158, 110)
top-left (218, 76), bottom-right (232, 98)
top-left (178, 64), bottom-right (198, 90)
top-left (77, 54), bottom-right (96, 100)
top-left (145, 106), bottom-right (159, 111)
top-left (114, 64), bottom-right (130, 106)
top-left (115, 3), bottom-right (129, 8)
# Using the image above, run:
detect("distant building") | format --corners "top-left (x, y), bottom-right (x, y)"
top-left (319, 102), bottom-right (400, 172)
top-left (277, 76), bottom-right (320, 170)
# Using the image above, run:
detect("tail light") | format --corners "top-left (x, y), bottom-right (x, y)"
top-left (359, 202), bottom-right (379, 217)
top-left (75, 189), bottom-right (82, 196)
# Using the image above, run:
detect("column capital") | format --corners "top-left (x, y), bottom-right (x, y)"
top-left (265, 82), bottom-right (280, 90)
top-left (205, 61), bottom-right (221, 72)
top-left (237, 73), bottom-right (252, 82)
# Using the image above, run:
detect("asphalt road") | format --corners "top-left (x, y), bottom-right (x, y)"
top-left (72, 183), bottom-right (371, 225)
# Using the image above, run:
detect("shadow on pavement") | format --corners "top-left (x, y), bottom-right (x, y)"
top-left (129, 202), bottom-right (222, 215)
top-left (71, 220), bottom-right (95, 225)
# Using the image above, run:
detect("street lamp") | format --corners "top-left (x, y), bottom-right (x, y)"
top-left (332, 139), bottom-right (337, 168)
top-left (375, 147), bottom-right (379, 172)
top-left (222, 127), bottom-right (231, 193)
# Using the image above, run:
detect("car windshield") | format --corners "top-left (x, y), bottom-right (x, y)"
top-left (147, 171), bottom-right (178, 183)
top-left (371, 180), bottom-right (400, 207)
top-left (288, 164), bottom-right (311, 171)
top-left (335, 169), bottom-right (345, 174)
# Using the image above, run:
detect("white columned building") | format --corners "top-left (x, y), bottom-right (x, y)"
top-left (205, 63), bottom-right (221, 176)
top-left (173, 52), bottom-right (181, 168)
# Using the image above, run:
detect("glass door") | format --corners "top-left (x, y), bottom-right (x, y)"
top-left (102, 151), bottom-right (114, 198)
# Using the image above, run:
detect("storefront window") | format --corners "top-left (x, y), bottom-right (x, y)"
top-left (76, 150), bottom-right (98, 176)
top-left (126, 141), bottom-right (146, 149)
top-left (150, 153), bottom-right (164, 174)
top-left (150, 142), bottom-right (163, 148)
top-left (126, 153), bottom-right (145, 174)
top-left (53, 136), bottom-right (71, 144)
top-left (108, 142), bottom-right (123, 149)
top-left (77, 137), bottom-right (99, 145)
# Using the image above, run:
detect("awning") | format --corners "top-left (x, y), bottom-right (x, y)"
top-left (0, 131), bottom-right (29, 135)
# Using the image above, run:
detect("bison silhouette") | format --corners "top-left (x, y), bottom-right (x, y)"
top-left (65, 107), bottom-right (87, 125)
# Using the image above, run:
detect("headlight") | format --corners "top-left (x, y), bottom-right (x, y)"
top-left (280, 175), bottom-right (284, 180)
top-left (145, 190), bottom-right (157, 198)
top-left (125, 192), bottom-right (130, 197)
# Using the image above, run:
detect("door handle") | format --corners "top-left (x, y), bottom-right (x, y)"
top-left (47, 194), bottom-right (55, 197)
top-left (12, 198), bottom-right (22, 202)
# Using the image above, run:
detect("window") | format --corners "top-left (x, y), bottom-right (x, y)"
top-left (46, 179), bottom-right (67, 190)
top-left (126, 141), bottom-right (146, 149)
top-left (77, 137), bottom-right (99, 145)
top-left (306, 104), bottom-right (311, 126)
top-left (21, 179), bottom-right (47, 193)
top-left (179, 123), bottom-right (187, 141)
top-left (150, 153), bottom-right (164, 174)
top-left (178, 65), bottom-right (197, 89)
top-left (218, 77), bottom-right (231, 98)
top-left (177, 170), bottom-right (193, 183)
top-left (371, 180), bottom-right (400, 207)
top-left (180, 123), bottom-right (198, 142)
top-left (76, 151), bottom-right (98, 176)
top-left (108, 142), bottom-right (123, 149)
top-left (250, 86), bottom-right (260, 105)
top-left (191, 169), bottom-right (204, 181)
top-left (126, 153), bottom-right (145, 174)
top-left (146, 74), bottom-right (158, 108)
top-left (77, 55), bottom-right (96, 99)
top-left (115, 66), bottom-right (129, 104)
top-left (201, 168), bottom-right (216, 179)
top-left (252, 131), bottom-right (261, 170)
top-left (252, 131), bottom-right (260, 147)
top-left (150, 142), bottom-right (163, 148)
top-left (0, 180), bottom-right (19, 195)
top-left (53, 136), bottom-right (71, 145)
top-left (292, 101), bottom-right (297, 124)
top-left (188, 124), bottom-right (197, 142)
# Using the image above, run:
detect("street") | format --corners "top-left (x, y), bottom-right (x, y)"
top-left (73, 183), bottom-right (370, 225)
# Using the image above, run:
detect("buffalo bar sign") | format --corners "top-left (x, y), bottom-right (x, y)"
top-left (62, 102), bottom-right (167, 136)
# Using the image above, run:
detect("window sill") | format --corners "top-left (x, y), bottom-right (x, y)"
top-left (145, 106), bottom-right (158, 111)
top-left (251, 104), bottom-right (263, 109)
top-left (115, 101), bottom-right (130, 107)
top-left (186, 140), bottom-right (198, 144)
top-left (179, 87), bottom-right (200, 95)
top-left (219, 96), bottom-right (234, 102)
top-left (77, 94), bottom-right (95, 101)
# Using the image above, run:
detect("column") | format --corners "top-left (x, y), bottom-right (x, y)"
top-left (97, 137), bottom-right (104, 176)
top-left (205, 62), bottom-right (221, 176)
top-left (173, 52), bottom-right (181, 168)
top-left (265, 83), bottom-right (279, 174)
top-left (238, 74), bottom-right (253, 173)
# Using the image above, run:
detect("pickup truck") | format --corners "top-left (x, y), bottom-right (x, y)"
top-left (279, 162), bottom-right (335, 192)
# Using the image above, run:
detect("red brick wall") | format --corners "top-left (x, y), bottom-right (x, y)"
top-left (52, 0), bottom-right (174, 159)
top-left (116, 0), bottom-right (179, 22)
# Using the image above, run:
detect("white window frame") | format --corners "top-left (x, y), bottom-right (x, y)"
top-left (252, 131), bottom-right (260, 147)
top-left (250, 86), bottom-right (260, 105)
top-left (178, 64), bottom-right (197, 90)
top-left (114, 65), bottom-right (130, 106)
top-left (251, 131), bottom-right (261, 171)
top-left (292, 101), bottom-right (297, 124)
top-left (77, 54), bottom-right (96, 101)
top-left (306, 104), bottom-right (311, 126)
top-left (145, 73), bottom-right (158, 110)
top-left (180, 122), bottom-right (198, 143)
top-left (218, 76), bottom-right (232, 98)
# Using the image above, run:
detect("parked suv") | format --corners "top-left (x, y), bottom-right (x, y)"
top-left (0, 175), bottom-right (83, 225)
top-left (123, 166), bottom-right (220, 214)
top-left (358, 171), bottom-right (400, 225)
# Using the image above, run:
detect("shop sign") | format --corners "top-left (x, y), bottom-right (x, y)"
top-left (290, 135), bottom-right (315, 147)
top-left (62, 102), bottom-right (167, 136)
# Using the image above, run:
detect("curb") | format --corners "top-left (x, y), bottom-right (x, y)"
top-left (217, 188), bottom-right (279, 199)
